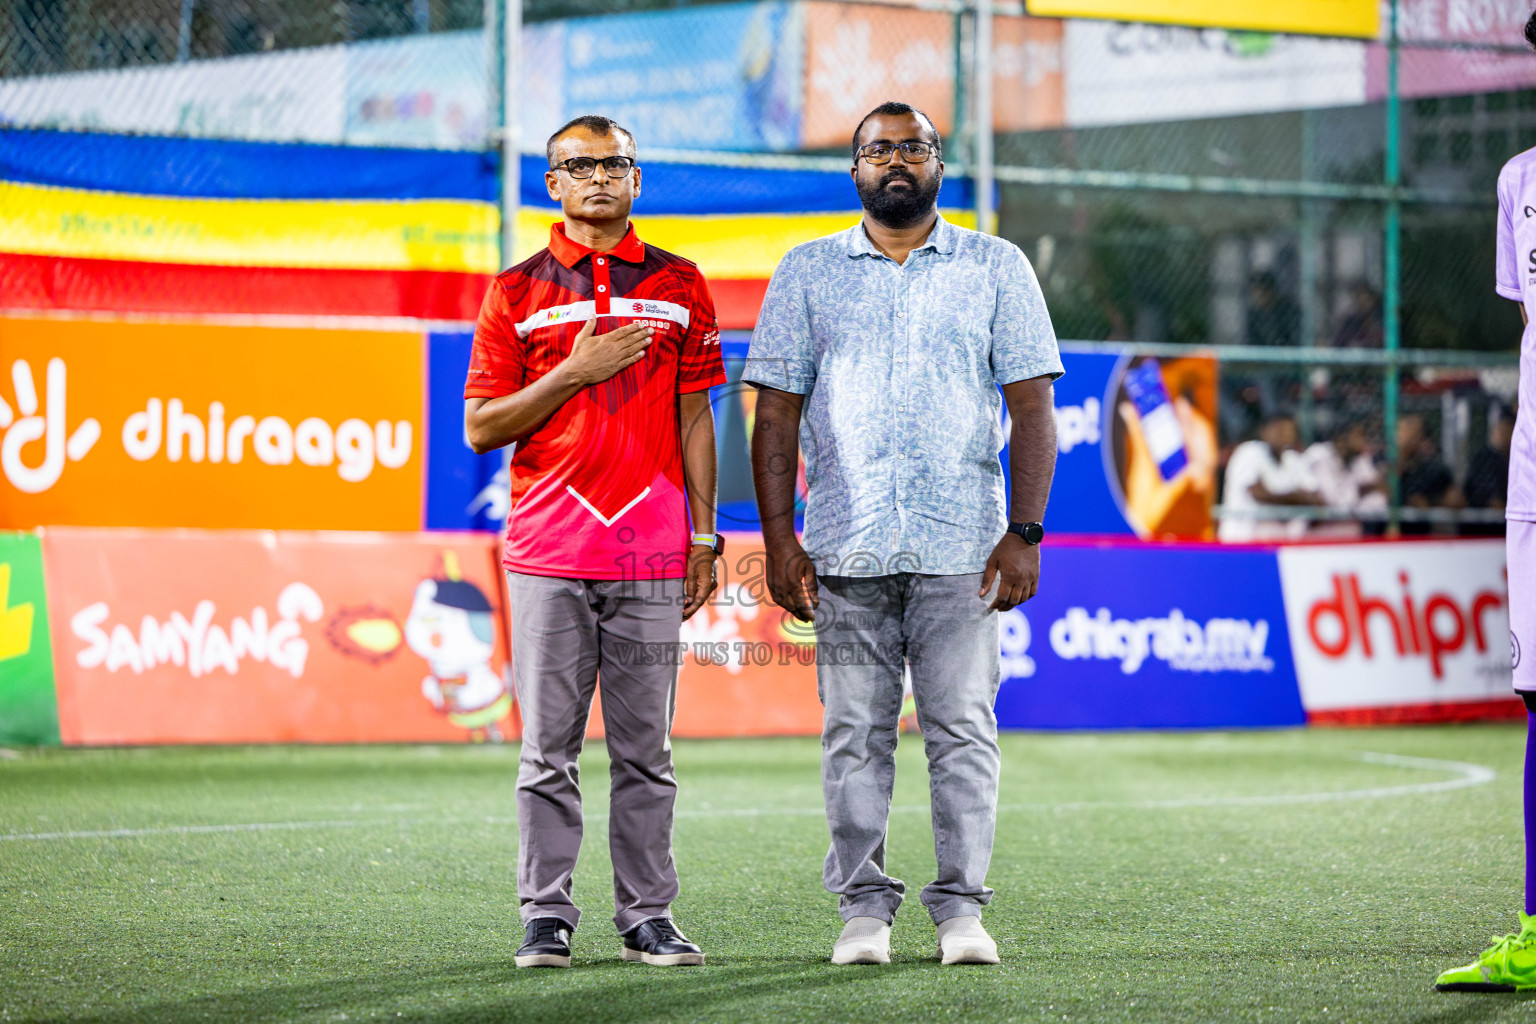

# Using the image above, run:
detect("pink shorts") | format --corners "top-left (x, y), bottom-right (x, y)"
top-left (1512, 520), bottom-right (1536, 694)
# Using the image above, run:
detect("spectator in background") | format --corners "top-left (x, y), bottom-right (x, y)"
top-left (1331, 282), bottom-right (1384, 348)
top-left (1301, 418), bottom-right (1386, 539)
top-left (1237, 272), bottom-right (1302, 438)
top-left (1463, 404), bottom-right (1515, 536)
top-left (1247, 271), bottom-right (1301, 348)
top-left (1218, 411), bottom-right (1324, 543)
top-left (1397, 412), bottom-right (1463, 535)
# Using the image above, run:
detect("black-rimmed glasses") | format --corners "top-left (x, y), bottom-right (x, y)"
top-left (856, 141), bottom-right (938, 165)
top-left (550, 156), bottom-right (637, 179)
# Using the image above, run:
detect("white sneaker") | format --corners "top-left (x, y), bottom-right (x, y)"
top-left (831, 916), bottom-right (891, 965)
top-left (936, 916), bottom-right (1000, 965)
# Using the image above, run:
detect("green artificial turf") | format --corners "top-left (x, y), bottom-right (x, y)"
top-left (2, 725), bottom-right (1534, 1022)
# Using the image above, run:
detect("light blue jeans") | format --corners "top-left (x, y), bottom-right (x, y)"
top-left (814, 572), bottom-right (1002, 925)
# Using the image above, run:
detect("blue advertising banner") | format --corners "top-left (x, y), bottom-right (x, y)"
top-left (563, 1), bottom-right (803, 151)
top-left (426, 331), bottom-right (506, 532)
top-left (1032, 350), bottom-right (1134, 536)
top-left (994, 543), bottom-right (1304, 729)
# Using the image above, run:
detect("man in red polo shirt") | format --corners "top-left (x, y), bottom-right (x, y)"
top-left (464, 114), bottom-right (725, 969)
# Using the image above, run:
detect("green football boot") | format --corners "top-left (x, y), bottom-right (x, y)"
top-left (1436, 913), bottom-right (1536, 992)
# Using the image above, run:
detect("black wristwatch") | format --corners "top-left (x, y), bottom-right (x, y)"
top-left (1006, 521), bottom-right (1045, 546)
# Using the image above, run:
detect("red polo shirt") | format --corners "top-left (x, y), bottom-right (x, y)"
top-left (465, 222), bottom-right (726, 579)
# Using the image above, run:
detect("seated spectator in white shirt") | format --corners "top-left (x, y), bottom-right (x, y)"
top-left (1301, 418), bottom-right (1387, 539)
top-left (1218, 412), bottom-right (1324, 543)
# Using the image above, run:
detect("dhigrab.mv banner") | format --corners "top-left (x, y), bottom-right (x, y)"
top-left (994, 541), bottom-right (1305, 730)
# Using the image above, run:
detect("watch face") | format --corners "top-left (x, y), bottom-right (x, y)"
top-left (1023, 522), bottom-right (1045, 545)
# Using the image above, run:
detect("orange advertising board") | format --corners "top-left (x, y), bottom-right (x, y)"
top-left (41, 527), bottom-right (824, 746)
top-left (803, 3), bottom-right (956, 150)
top-left (0, 316), bottom-right (423, 531)
top-left (995, 17), bottom-right (1065, 133)
top-left (585, 534), bottom-right (823, 740)
top-left (801, 7), bottom-right (1064, 149)
top-left (43, 527), bottom-right (514, 745)
top-left (669, 531), bottom-right (823, 737)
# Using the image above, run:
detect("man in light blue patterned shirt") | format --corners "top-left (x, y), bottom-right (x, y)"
top-left (745, 101), bottom-right (1062, 967)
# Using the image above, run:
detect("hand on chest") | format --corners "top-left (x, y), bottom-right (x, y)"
top-left (524, 260), bottom-right (691, 369)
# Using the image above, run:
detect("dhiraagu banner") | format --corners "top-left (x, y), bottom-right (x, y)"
top-left (0, 531), bottom-right (58, 746)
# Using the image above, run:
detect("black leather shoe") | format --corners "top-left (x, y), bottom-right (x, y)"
top-left (515, 917), bottom-right (572, 968)
top-left (621, 917), bottom-right (705, 966)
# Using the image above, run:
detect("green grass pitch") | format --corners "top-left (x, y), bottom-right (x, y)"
top-left (3, 725), bottom-right (1535, 1022)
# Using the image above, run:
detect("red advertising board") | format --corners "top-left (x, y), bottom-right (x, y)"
top-left (1277, 540), bottom-right (1520, 723)
top-left (43, 528), bottom-right (513, 745)
top-left (39, 527), bottom-right (824, 746)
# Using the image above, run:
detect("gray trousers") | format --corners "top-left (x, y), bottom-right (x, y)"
top-left (815, 572), bottom-right (1002, 925)
top-left (506, 571), bottom-right (684, 933)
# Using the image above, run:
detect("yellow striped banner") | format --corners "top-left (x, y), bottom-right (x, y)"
top-left (0, 181), bottom-right (500, 273)
top-left (513, 208), bottom-right (979, 281)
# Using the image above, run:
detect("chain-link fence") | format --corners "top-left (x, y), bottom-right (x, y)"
top-left (0, 0), bottom-right (1529, 535)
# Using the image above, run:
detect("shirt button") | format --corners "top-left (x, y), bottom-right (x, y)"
top-left (596, 258), bottom-right (604, 265)
top-left (597, 285), bottom-right (606, 293)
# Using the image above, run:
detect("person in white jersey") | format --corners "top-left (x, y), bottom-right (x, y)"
top-left (1435, 6), bottom-right (1536, 993)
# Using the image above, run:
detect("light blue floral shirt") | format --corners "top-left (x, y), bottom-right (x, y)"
top-left (745, 215), bottom-right (1063, 577)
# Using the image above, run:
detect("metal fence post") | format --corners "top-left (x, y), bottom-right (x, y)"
top-left (501, 0), bottom-right (522, 272)
top-left (176, 0), bottom-right (194, 62)
top-left (1383, 0), bottom-right (1402, 530)
top-left (973, 0), bottom-right (993, 236)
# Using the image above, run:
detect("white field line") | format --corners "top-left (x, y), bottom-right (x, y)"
top-left (0, 750), bottom-right (1495, 843)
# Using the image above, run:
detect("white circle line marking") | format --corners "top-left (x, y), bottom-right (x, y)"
top-left (0, 751), bottom-right (1495, 843)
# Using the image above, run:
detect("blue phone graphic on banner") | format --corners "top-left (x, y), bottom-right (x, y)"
top-left (1123, 359), bottom-right (1188, 481)
top-left (1026, 350), bottom-right (1135, 536)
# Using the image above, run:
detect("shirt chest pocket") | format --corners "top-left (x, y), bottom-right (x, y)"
top-left (910, 266), bottom-right (995, 378)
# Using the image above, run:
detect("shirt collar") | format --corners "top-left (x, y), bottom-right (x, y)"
top-left (548, 221), bottom-right (646, 268)
top-left (845, 213), bottom-right (957, 260)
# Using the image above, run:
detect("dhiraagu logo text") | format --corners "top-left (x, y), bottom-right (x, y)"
top-left (1, 318), bottom-right (424, 531)
top-left (0, 358), bottom-right (412, 493)
top-left (0, 532), bottom-right (59, 746)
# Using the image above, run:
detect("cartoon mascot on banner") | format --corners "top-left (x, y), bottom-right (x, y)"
top-left (406, 552), bottom-right (513, 741)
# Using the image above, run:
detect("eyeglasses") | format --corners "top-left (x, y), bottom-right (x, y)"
top-left (550, 156), bottom-right (636, 179)
top-left (856, 141), bottom-right (938, 165)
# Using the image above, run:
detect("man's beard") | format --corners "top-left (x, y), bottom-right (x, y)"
top-left (856, 168), bottom-right (941, 229)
